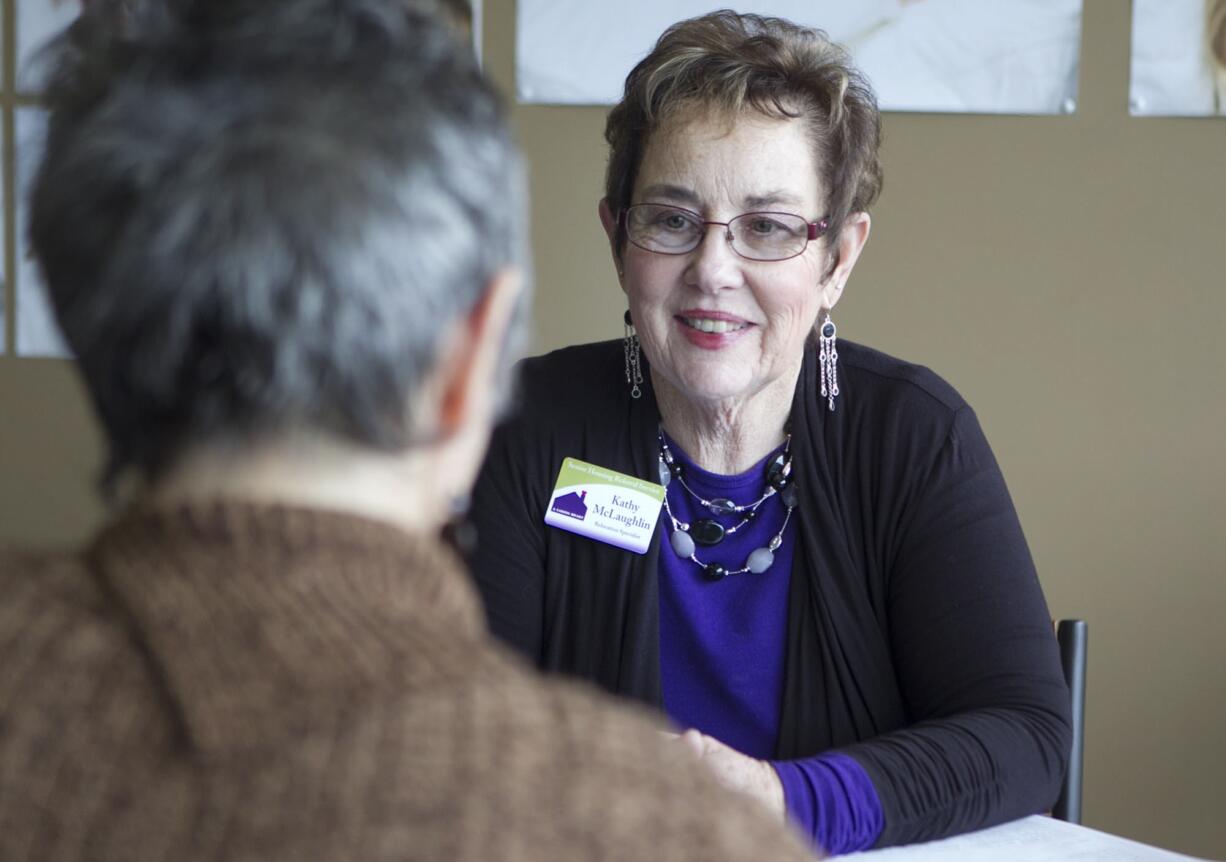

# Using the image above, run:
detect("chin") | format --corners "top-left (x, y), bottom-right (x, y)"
top-left (671, 368), bottom-right (754, 405)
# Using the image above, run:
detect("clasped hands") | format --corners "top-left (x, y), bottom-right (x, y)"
top-left (666, 728), bottom-right (786, 821)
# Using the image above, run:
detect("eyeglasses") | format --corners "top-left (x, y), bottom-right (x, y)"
top-left (620, 203), bottom-right (829, 262)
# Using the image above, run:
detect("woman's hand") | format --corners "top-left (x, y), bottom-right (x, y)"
top-left (674, 729), bottom-right (786, 821)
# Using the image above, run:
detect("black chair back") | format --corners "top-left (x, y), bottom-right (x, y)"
top-left (1053, 619), bottom-right (1088, 824)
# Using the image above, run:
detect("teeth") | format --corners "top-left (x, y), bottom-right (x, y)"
top-left (683, 317), bottom-right (747, 334)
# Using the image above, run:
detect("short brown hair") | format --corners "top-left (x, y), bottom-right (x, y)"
top-left (603, 10), bottom-right (882, 269)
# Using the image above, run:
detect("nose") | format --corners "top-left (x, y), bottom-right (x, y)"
top-left (684, 222), bottom-right (742, 293)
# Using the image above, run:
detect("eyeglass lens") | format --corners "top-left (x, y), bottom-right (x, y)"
top-left (625, 204), bottom-right (811, 261)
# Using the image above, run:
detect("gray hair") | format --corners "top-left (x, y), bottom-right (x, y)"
top-left (29, 0), bottom-right (528, 490)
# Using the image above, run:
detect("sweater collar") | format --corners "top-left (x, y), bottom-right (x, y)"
top-left (89, 500), bottom-right (487, 754)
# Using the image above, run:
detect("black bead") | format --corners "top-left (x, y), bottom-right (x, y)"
top-left (764, 452), bottom-right (787, 484)
top-left (690, 518), bottom-right (726, 546)
top-left (822, 322), bottom-right (835, 339)
top-left (669, 461), bottom-right (684, 479)
top-left (703, 563), bottom-right (728, 581)
top-left (781, 484), bottom-right (799, 508)
top-left (766, 454), bottom-right (793, 492)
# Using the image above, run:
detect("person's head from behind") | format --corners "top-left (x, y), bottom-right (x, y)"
top-left (30, 0), bottom-right (527, 530)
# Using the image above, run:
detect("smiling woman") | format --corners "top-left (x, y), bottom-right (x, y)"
top-left (470, 10), bottom-right (1071, 856)
top-left (603, 110), bottom-right (862, 439)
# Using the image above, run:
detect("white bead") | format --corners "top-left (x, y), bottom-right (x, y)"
top-left (747, 547), bottom-right (774, 573)
top-left (670, 530), bottom-right (695, 558)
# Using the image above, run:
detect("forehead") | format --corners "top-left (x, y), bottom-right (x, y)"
top-left (633, 109), bottom-right (822, 212)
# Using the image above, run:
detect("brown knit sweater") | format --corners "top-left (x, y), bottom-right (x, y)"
top-left (0, 502), bottom-right (814, 861)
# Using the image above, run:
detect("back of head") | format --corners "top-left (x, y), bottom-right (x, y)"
top-left (30, 0), bottom-right (526, 491)
top-left (604, 10), bottom-right (882, 258)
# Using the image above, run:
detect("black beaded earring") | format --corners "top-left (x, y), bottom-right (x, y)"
top-left (623, 309), bottom-right (643, 399)
top-left (819, 314), bottom-right (839, 411)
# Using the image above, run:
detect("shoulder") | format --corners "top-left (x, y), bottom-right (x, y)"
top-left (0, 547), bottom-right (166, 781)
top-left (816, 342), bottom-right (1010, 508)
top-left (799, 340), bottom-right (999, 486)
top-left (0, 547), bottom-right (115, 649)
top-left (513, 339), bottom-right (627, 420)
top-left (480, 339), bottom-right (643, 487)
top-left (839, 340), bottom-right (969, 418)
top-left (0, 546), bottom-right (153, 692)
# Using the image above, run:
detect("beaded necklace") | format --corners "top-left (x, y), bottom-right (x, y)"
top-left (657, 426), bottom-right (798, 580)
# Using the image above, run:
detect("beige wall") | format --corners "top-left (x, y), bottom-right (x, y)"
top-left (1, 0), bottom-right (1223, 856)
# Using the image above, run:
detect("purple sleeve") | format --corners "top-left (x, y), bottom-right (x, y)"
top-left (772, 752), bottom-right (884, 855)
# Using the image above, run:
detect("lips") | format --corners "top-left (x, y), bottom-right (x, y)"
top-left (676, 309), bottom-right (752, 330)
top-left (674, 310), bottom-right (753, 349)
top-left (679, 316), bottom-right (748, 334)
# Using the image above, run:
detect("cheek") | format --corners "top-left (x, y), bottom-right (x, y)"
top-left (624, 259), bottom-right (680, 315)
top-left (759, 266), bottom-right (825, 334)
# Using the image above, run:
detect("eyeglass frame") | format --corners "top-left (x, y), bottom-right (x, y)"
top-left (618, 203), bottom-right (830, 263)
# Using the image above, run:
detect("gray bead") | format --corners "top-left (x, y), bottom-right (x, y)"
top-left (747, 547), bottom-right (774, 573)
top-left (657, 459), bottom-right (672, 487)
top-left (707, 497), bottom-right (737, 515)
top-left (670, 530), bottom-right (695, 558)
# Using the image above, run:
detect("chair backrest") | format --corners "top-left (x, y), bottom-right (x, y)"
top-left (1052, 619), bottom-right (1087, 824)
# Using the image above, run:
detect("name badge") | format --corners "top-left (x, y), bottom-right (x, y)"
top-left (544, 457), bottom-right (665, 554)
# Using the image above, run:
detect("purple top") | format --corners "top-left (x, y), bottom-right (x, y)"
top-left (658, 433), bottom-right (883, 855)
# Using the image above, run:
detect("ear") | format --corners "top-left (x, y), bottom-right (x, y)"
top-left (598, 198), bottom-right (627, 292)
top-left (818, 211), bottom-right (871, 311)
top-left (432, 267), bottom-right (523, 439)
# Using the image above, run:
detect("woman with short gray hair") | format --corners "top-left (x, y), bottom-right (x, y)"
top-left (473, 10), bottom-right (1071, 853)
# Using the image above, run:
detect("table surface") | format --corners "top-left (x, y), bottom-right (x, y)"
top-left (841, 815), bottom-right (1212, 861)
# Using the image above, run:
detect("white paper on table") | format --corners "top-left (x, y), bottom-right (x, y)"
top-left (15, 108), bottom-right (72, 359)
top-left (842, 815), bottom-right (1210, 861)
top-left (16, 0), bottom-right (80, 93)
top-left (1129, 0), bottom-right (1225, 117)
top-left (516, 0), bottom-right (1082, 115)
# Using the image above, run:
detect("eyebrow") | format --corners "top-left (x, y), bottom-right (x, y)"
top-left (637, 184), bottom-right (807, 212)
top-left (637, 184), bottom-right (700, 206)
top-left (744, 190), bottom-right (806, 210)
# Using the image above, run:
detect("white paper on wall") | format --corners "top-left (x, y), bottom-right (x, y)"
top-left (16, 108), bottom-right (72, 359)
top-left (1, 141), bottom-right (6, 355)
top-left (1130, 0), bottom-right (1225, 117)
top-left (517, 0), bottom-right (1082, 115)
top-left (472, 0), bottom-right (482, 65)
top-left (16, 0), bottom-right (80, 93)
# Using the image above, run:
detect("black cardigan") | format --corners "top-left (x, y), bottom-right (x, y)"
top-left (470, 338), bottom-right (1071, 847)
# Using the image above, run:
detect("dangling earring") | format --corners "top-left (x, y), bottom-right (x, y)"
top-left (819, 314), bottom-right (839, 411)
top-left (623, 309), bottom-right (643, 400)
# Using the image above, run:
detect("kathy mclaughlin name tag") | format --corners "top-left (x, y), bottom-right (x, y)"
top-left (544, 457), bottom-right (665, 555)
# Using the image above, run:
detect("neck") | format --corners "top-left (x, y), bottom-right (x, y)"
top-left (652, 360), bottom-right (800, 475)
top-left (147, 432), bottom-right (449, 536)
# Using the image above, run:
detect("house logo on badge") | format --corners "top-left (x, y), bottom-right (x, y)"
top-left (549, 489), bottom-right (588, 521)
